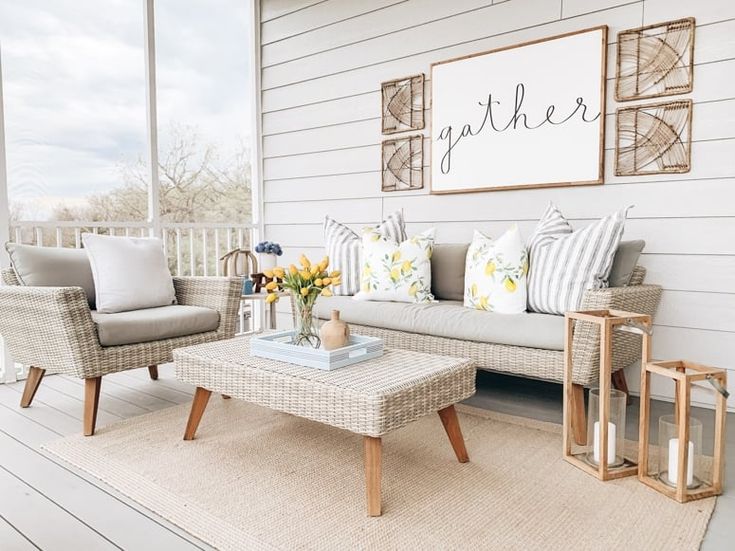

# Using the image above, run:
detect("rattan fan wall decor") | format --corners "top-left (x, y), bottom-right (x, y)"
top-left (615, 99), bottom-right (692, 176)
top-left (381, 135), bottom-right (424, 192)
top-left (381, 74), bottom-right (425, 134)
top-left (616, 18), bottom-right (695, 101)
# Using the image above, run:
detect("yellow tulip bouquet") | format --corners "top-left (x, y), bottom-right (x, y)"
top-left (262, 254), bottom-right (341, 347)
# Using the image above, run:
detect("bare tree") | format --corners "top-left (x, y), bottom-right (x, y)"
top-left (52, 124), bottom-right (252, 224)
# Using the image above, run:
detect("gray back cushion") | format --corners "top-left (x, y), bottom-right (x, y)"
top-left (431, 243), bottom-right (469, 301)
top-left (608, 240), bottom-right (645, 287)
top-left (5, 243), bottom-right (96, 308)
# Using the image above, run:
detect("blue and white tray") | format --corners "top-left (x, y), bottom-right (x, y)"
top-left (250, 330), bottom-right (384, 370)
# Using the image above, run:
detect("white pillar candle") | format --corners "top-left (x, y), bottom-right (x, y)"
top-left (593, 421), bottom-right (616, 465)
top-left (667, 438), bottom-right (694, 487)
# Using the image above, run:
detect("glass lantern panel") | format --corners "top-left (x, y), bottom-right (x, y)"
top-left (586, 388), bottom-right (627, 468)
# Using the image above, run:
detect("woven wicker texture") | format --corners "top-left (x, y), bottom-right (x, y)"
top-left (174, 337), bottom-right (475, 437)
top-left (308, 266), bottom-right (662, 386)
top-left (0, 269), bottom-right (242, 379)
top-left (44, 400), bottom-right (715, 551)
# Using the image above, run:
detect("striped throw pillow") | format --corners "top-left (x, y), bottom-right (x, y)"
top-left (527, 203), bottom-right (630, 315)
top-left (324, 211), bottom-right (406, 295)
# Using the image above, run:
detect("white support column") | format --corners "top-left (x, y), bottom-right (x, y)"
top-left (143, 0), bottom-right (161, 238)
top-left (0, 45), bottom-right (16, 383)
top-left (248, 0), bottom-right (264, 246)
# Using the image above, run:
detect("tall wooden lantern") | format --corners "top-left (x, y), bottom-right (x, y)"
top-left (563, 310), bottom-right (652, 481)
top-left (639, 360), bottom-right (729, 502)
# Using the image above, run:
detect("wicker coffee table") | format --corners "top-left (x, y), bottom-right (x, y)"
top-left (173, 337), bottom-right (476, 516)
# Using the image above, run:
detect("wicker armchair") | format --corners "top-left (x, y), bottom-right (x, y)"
top-left (0, 268), bottom-right (242, 435)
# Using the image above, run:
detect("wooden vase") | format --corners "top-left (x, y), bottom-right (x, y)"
top-left (319, 310), bottom-right (350, 351)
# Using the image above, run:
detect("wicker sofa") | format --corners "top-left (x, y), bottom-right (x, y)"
top-left (0, 264), bottom-right (242, 435)
top-left (314, 243), bottom-right (662, 443)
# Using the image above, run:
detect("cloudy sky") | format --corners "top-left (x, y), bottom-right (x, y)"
top-left (0, 0), bottom-right (252, 220)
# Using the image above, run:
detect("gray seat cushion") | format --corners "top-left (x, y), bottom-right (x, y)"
top-left (91, 305), bottom-right (220, 346)
top-left (315, 296), bottom-right (565, 351)
top-left (5, 243), bottom-right (96, 308)
top-left (431, 243), bottom-right (469, 301)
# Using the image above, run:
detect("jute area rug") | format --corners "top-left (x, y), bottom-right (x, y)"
top-left (44, 400), bottom-right (715, 550)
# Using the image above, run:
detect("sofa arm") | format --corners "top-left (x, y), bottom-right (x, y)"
top-left (173, 277), bottom-right (242, 338)
top-left (571, 284), bottom-right (662, 386)
top-left (0, 286), bottom-right (101, 377)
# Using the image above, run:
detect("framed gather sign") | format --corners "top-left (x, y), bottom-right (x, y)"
top-left (430, 26), bottom-right (608, 194)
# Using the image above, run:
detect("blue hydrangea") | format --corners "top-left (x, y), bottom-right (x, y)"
top-left (255, 241), bottom-right (283, 256)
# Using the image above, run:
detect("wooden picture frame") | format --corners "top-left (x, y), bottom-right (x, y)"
top-left (381, 74), bottom-right (425, 134)
top-left (615, 99), bottom-right (692, 176)
top-left (616, 18), bottom-right (695, 102)
top-left (381, 135), bottom-right (423, 192)
top-left (430, 26), bottom-right (608, 194)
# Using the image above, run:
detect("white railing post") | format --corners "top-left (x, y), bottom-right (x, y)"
top-left (143, 0), bottom-right (161, 239)
top-left (0, 46), bottom-right (16, 384)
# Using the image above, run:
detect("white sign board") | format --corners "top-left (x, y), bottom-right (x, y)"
top-left (431, 26), bottom-right (607, 193)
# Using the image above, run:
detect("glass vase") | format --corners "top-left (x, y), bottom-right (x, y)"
top-left (293, 298), bottom-right (320, 348)
top-left (586, 388), bottom-right (627, 468)
top-left (658, 414), bottom-right (703, 489)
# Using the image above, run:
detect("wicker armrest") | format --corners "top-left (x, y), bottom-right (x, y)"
top-left (173, 276), bottom-right (242, 338)
top-left (0, 285), bottom-right (101, 376)
top-left (571, 283), bottom-right (663, 385)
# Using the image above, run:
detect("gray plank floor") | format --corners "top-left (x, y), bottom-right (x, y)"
top-left (0, 366), bottom-right (732, 550)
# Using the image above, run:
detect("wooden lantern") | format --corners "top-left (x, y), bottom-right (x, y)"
top-left (638, 360), bottom-right (728, 502)
top-left (563, 309), bottom-right (652, 481)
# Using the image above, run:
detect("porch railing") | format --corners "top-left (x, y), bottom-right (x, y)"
top-left (9, 221), bottom-right (255, 277)
top-left (2, 220), bottom-right (262, 383)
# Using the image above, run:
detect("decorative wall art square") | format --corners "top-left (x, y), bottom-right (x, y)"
top-left (381, 135), bottom-right (423, 192)
top-left (616, 18), bottom-right (695, 102)
top-left (381, 74), bottom-right (425, 134)
top-left (430, 26), bottom-right (607, 193)
top-left (615, 99), bottom-right (692, 176)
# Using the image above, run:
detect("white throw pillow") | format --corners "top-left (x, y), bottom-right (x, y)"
top-left (82, 234), bottom-right (176, 314)
top-left (464, 226), bottom-right (528, 314)
top-left (354, 228), bottom-right (435, 303)
top-left (526, 203), bottom-right (630, 315)
top-left (323, 210), bottom-right (406, 296)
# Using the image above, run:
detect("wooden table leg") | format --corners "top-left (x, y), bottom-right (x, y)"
top-left (184, 387), bottom-right (212, 440)
top-left (438, 405), bottom-right (469, 463)
top-left (364, 436), bottom-right (382, 516)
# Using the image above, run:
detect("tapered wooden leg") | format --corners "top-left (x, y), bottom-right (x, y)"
top-left (83, 377), bottom-right (102, 436)
top-left (364, 436), bottom-right (382, 516)
top-left (184, 387), bottom-right (212, 440)
top-left (147, 365), bottom-right (158, 380)
top-left (572, 384), bottom-right (586, 446)
top-left (222, 394), bottom-right (231, 399)
top-left (20, 367), bottom-right (45, 408)
top-left (437, 405), bottom-right (469, 463)
top-left (612, 369), bottom-right (631, 405)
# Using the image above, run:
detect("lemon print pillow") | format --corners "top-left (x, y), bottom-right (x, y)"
top-left (464, 225), bottom-right (528, 314)
top-left (354, 228), bottom-right (435, 303)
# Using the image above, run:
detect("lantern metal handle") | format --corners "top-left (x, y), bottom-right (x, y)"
top-left (614, 319), bottom-right (653, 336)
top-left (706, 375), bottom-right (730, 399)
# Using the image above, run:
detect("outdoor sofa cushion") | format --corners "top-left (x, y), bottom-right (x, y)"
top-left (91, 305), bottom-right (220, 346)
top-left (314, 296), bottom-right (565, 351)
top-left (431, 243), bottom-right (468, 301)
top-left (5, 243), bottom-right (97, 308)
top-left (430, 240), bottom-right (645, 304)
top-left (608, 240), bottom-right (645, 287)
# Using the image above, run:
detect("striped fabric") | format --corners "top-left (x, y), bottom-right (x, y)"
top-left (324, 211), bottom-right (406, 295)
top-left (526, 203), bottom-right (629, 315)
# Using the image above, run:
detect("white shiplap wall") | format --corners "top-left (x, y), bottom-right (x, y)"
top-left (259, 0), bottom-right (735, 409)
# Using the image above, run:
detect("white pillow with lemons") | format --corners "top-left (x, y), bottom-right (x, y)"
top-left (354, 228), bottom-right (435, 303)
top-left (464, 225), bottom-right (528, 313)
